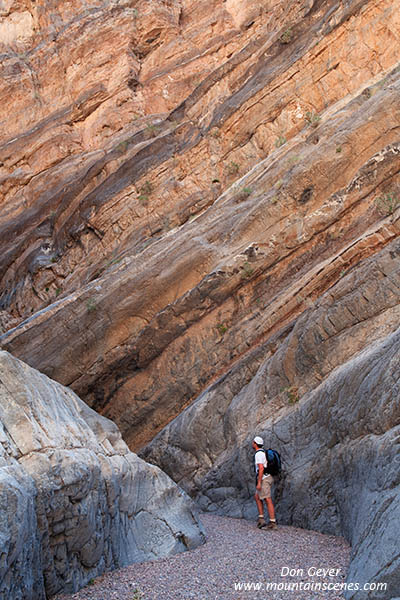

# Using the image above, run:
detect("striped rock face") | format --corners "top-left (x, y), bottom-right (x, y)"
top-left (0, 0), bottom-right (400, 452)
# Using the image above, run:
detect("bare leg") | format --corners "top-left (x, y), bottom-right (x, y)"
top-left (265, 497), bottom-right (275, 521)
top-left (255, 492), bottom-right (264, 518)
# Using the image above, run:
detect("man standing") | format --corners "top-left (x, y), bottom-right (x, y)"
top-left (252, 436), bottom-right (277, 529)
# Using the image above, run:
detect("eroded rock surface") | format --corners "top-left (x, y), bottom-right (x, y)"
top-left (0, 2), bottom-right (399, 597)
top-left (141, 242), bottom-right (400, 599)
top-left (144, 330), bottom-right (400, 599)
top-left (1, 0), bottom-right (400, 450)
top-left (0, 351), bottom-right (205, 599)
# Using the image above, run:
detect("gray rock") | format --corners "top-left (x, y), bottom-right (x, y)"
top-left (0, 351), bottom-right (205, 598)
top-left (267, 330), bottom-right (400, 599)
top-left (143, 323), bottom-right (400, 598)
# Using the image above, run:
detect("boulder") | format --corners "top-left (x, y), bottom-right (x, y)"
top-left (0, 351), bottom-right (205, 598)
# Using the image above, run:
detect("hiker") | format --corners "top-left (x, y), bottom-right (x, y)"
top-left (252, 436), bottom-right (277, 529)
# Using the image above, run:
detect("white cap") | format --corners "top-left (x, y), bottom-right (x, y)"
top-left (253, 436), bottom-right (264, 446)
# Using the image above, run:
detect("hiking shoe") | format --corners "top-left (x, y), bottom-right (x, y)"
top-left (257, 518), bottom-right (267, 529)
top-left (266, 521), bottom-right (278, 530)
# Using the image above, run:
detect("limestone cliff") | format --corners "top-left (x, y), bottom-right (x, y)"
top-left (0, 1), bottom-right (399, 598)
top-left (0, 351), bottom-right (204, 599)
top-left (1, 0), bottom-right (400, 452)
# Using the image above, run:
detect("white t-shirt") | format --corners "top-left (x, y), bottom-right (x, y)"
top-left (255, 449), bottom-right (268, 479)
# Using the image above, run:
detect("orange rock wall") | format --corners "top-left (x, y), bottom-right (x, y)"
top-left (1, 0), bottom-right (399, 449)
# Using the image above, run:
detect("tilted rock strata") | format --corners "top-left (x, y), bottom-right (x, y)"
top-left (141, 238), bottom-right (400, 491)
top-left (0, 351), bottom-right (205, 599)
top-left (265, 329), bottom-right (400, 600)
top-left (1, 0), bottom-right (399, 318)
top-left (0, 3), bottom-right (399, 595)
top-left (0, 0), bottom-right (399, 313)
top-left (1, 0), bottom-right (400, 449)
top-left (1, 77), bottom-right (400, 449)
top-left (143, 323), bottom-right (400, 599)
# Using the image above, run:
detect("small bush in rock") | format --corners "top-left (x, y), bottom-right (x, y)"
top-left (374, 193), bottom-right (400, 216)
top-left (86, 299), bottom-right (97, 312)
top-left (217, 323), bottom-right (228, 335)
top-left (226, 161), bottom-right (240, 175)
top-left (275, 135), bottom-right (287, 148)
top-left (241, 261), bottom-right (254, 278)
top-left (285, 385), bottom-right (299, 404)
top-left (305, 110), bottom-right (321, 128)
top-left (280, 28), bottom-right (293, 44)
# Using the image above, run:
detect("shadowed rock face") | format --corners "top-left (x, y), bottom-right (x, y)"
top-left (1, 0), bottom-right (400, 451)
top-left (0, 351), bottom-right (205, 599)
top-left (260, 331), bottom-right (399, 600)
top-left (141, 238), bottom-right (400, 484)
top-left (142, 326), bottom-right (400, 600)
top-left (141, 240), bottom-right (400, 599)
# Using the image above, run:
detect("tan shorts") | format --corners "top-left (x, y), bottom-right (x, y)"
top-left (259, 474), bottom-right (273, 500)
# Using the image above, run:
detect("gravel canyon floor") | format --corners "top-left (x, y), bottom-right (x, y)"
top-left (54, 514), bottom-right (351, 600)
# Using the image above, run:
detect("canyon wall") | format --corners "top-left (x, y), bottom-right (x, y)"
top-left (0, 351), bottom-right (204, 599)
top-left (1, 0), bottom-right (400, 451)
top-left (141, 239), bottom-right (400, 495)
top-left (1, 1), bottom-right (399, 598)
top-left (143, 316), bottom-right (400, 600)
